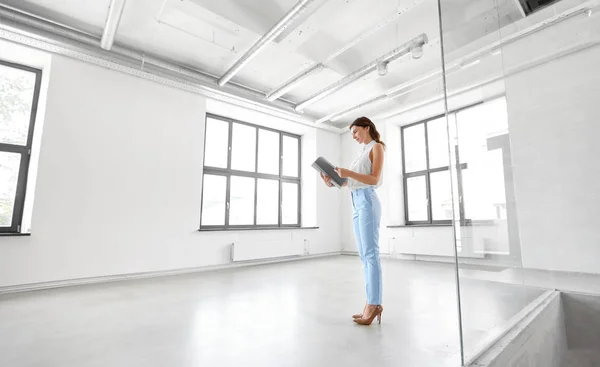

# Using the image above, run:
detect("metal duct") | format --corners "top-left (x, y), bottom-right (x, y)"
top-left (266, 63), bottom-right (325, 101)
top-left (0, 5), bottom-right (324, 125)
top-left (217, 0), bottom-right (319, 87)
top-left (100, 0), bottom-right (127, 51)
top-left (294, 33), bottom-right (428, 112)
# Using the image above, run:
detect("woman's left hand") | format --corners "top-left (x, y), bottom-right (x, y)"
top-left (335, 167), bottom-right (351, 178)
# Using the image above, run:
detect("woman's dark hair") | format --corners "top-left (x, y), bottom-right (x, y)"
top-left (350, 117), bottom-right (386, 149)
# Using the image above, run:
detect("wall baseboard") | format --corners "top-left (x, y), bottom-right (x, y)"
top-left (0, 251), bottom-right (341, 295)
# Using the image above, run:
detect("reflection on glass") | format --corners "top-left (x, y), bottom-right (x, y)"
top-left (407, 175), bottom-right (427, 221)
top-left (257, 129), bottom-right (279, 175)
top-left (428, 117), bottom-right (450, 169)
top-left (0, 64), bottom-right (36, 146)
top-left (457, 98), bottom-right (508, 164)
top-left (204, 118), bottom-right (229, 168)
top-left (0, 152), bottom-right (21, 227)
top-left (200, 174), bottom-right (227, 226)
top-left (257, 179), bottom-right (279, 225)
top-left (229, 176), bottom-right (255, 225)
top-left (462, 150), bottom-right (506, 221)
top-left (282, 182), bottom-right (298, 225)
top-left (404, 123), bottom-right (426, 173)
top-left (282, 136), bottom-right (299, 177)
top-left (231, 123), bottom-right (256, 172)
top-left (430, 170), bottom-right (453, 221)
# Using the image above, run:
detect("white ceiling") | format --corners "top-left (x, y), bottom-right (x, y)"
top-left (0, 0), bottom-right (579, 126)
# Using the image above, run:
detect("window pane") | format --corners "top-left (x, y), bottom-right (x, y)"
top-left (403, 123), bottom-right (426, 173)
top-left (427, 117), bottom-right (450, 169)
top-left (406, 175), bottom-right (428, 222)
top-left (204, 118), bottom-right (229, 168)
top-left (201, 175), bottom-right (227, 226)
top-left (430, 170), bottom-right (453, 221)
top-left (231, 123), bottom-right (257, 172)
top-left (456, 98), bottom-right (508, 164)
top-left (462, 150), bottom-right (506, 221)
top-left (282, 182), bottom-right (298, 225)
top-left (0, 152), bottom-right (21, 227)
top-left (0, 65), bottom-right (36, 146)
top-left (229, 176), bottom-right (255, 225)
top-left (282, 136), bottom-right (299, 177)
top-left (257, 129), bottom-right (279, 175)
top-left (257, 179), bottom-right (279, 225)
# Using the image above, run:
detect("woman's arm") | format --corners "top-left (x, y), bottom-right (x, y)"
top-left (336, 143), bottom-right (384, 185)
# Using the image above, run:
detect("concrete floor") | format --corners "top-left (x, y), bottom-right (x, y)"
top-left (0, 256), bottom-right (546, 367)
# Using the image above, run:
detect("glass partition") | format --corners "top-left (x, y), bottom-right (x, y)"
top-left (437, 0), bottom-right (600, 363)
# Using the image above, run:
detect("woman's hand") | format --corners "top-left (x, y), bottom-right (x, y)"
top-left (320, 172), bottom-right (334, 187)
top-left (335, 167), bottom-right (351, 178)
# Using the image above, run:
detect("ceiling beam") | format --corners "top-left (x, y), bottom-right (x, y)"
top-left (217, 0), bottom-right (320, 87)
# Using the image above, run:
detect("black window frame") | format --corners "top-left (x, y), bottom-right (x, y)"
top-left (400, 102), bottom-right (492, 225)
top-left (200, 113), bottom-right (302, 230)
top-left (0, 59), bottom-right (42, 234)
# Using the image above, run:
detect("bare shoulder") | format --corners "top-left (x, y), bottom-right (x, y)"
top-left (372, 143), bottom-right (385, 154)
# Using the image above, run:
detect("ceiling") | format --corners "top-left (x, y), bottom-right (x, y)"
top-left (0, 0), bottom-right (569, 127)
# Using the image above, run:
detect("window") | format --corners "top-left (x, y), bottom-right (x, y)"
top-left (402, 97), bottom-right (509, 225)
top-left (200, 114), bottom-right (301, 229)
top-left (0, 60), bottom-right (41, 233)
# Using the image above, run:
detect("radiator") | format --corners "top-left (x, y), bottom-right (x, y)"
top-left (231, 240), bottom-right (305, 262)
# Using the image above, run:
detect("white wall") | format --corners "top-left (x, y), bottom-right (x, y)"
top-left (505, 44), bottom-right (600, 274)
top-left (0, 53), bottom-right (342, 288)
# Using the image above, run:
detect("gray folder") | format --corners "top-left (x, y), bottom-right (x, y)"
top-left (312, 157), bottom-right (347, 188)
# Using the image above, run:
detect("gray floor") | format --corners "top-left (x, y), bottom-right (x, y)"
top-left (0, 256), bottom-right (546, 367)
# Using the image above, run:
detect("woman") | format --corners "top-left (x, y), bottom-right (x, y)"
top-left (320, 116), bottom-right (385, 326)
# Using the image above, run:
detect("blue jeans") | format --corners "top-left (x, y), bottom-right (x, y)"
top-left (351, 187), bottom-right (382, 305)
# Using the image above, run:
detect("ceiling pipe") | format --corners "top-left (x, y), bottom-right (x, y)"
top-left (295, 33), bottom-right (428, 112)
top-left (100, 0), bottom-right (127, 50)
top-left (217, 0), bottom-right (319, 87)
top-left (265, 0), bottom-right (427, 101)
top-left (316, 4), bottom-right (592, 124)
top-left (266, 63), bottom-right (325, 101)
top-left (0, 5), bottom-right (330, 129)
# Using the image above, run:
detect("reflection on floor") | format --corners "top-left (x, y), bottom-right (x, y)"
top-left (0, 256), bottom-right (546, 367)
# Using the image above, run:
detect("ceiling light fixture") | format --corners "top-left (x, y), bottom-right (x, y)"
top-left (377, 61), bottom-right (389, 76)
top-left (410, 45), bottom-right (423, 59)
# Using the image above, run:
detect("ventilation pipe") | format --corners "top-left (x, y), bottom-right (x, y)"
top-left (217, 0), bottom-right (319, 87)
top-left (100, 0), bottom-right (127, 51)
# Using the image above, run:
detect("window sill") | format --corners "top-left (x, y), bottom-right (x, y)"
top-left (198, 227), bottom-right (319, 232)
top-left (0, 233), bottom-right (31, 237)
top-left (388, 220), bottom-right (498, 228)
top-left (387, 224), bottom-right (451, 228)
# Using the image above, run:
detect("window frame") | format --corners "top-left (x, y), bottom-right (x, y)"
top-left (0, 59), bottom-right (42, 234)
top-left (200, 113), bottom-right (301, 230)
top-left (401, 103), bottom-right (489, 226)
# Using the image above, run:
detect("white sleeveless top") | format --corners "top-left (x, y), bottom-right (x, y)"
top-left (347, 140), bottom-right (383, 191)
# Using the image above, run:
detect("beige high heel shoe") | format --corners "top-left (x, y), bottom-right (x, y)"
top-left (353, 305), bottom-right (383, 325)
